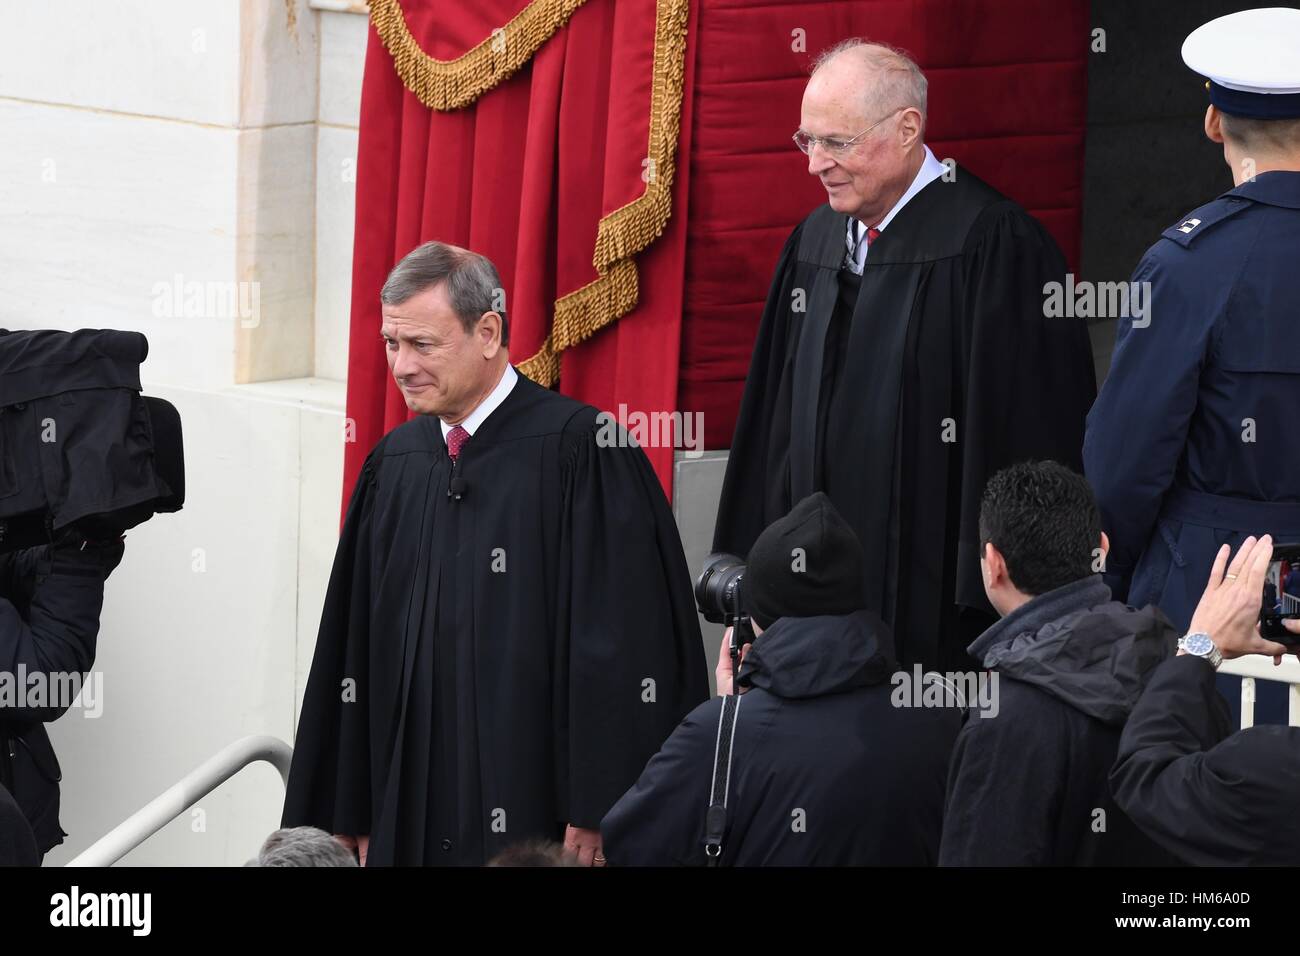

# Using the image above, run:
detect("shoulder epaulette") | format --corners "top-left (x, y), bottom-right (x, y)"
top-left (1160, 195), bottom-right (1252, 247)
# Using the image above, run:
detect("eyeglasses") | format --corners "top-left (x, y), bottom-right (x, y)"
top-left (792, 108), bottom-right (903, 156)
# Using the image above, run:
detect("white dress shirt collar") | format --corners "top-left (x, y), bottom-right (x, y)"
top-left (440, 363), bottom-right (518, 441)
top-left (846, 144), bottom-right (947, 273)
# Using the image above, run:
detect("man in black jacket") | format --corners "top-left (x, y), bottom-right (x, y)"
top-left (940, 462), bottom-right (1177, 866)
top-left (601, 492), bottom-right (960, 866)
top-left (0, 536), bottom-right (124, 860)
top-left (1111, 534), bottom-right (1300, 864)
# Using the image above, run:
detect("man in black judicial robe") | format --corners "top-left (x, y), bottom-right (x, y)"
top-left (713, 40), bottom-right (1096, 671)
top-left (282, 242), bottom-right (708, 866)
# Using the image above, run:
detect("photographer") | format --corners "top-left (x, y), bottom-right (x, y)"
top-left (0, 535), bottom-right (124, 860)
top-left (1110, 535), bottom-right (1300, 865)
top-left (600, 493), bottom-right (959, 866)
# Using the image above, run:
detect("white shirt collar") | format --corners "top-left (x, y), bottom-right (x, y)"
top-left (440, 363), bottom-right (518, 441)
top-left (846, 144), bottom-right (947, 273)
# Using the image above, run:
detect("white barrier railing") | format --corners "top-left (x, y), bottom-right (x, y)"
top-left (1218, 656), bottom-right (1300, 729)
top-left (64, 735), bottom-right (292, 867)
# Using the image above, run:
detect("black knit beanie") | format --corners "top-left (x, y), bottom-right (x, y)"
top-left (746, 492), bottom-right (865, 628)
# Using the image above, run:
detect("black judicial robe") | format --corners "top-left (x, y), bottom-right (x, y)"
top-left (282, 373), bottom-right (708, 866)
top-left (714, 170), bottom-right (1097, 671)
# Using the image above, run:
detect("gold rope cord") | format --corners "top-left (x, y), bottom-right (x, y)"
top-left (372, 0), bottom-right (690, 386)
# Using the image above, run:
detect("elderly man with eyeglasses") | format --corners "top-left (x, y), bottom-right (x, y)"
top-left (712, 39), bottom-right (1097, 673)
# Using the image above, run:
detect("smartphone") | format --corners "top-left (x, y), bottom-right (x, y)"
top-left (1259, 543), bottom-right (1300, 644)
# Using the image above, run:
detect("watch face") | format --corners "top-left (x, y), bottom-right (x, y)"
top-left (1184, 632), bottom-right (1214, 656)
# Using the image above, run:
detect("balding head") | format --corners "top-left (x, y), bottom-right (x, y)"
top-left (799, 39), bottom-right (929, 225)
top-left (810, 40), bottom-right (928, 133)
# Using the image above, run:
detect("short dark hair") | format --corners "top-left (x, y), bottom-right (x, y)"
top-left (978, 461), bottom-right (1101, 596)
top-left (1220, 112), bottom-right (1300, 154)
top-left (380, 241), bottom-right (509, 347)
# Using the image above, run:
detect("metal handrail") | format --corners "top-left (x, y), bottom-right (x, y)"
top-left (64, 735), bottom-right (293, 867)
top-left (1219, 656), bottom-right (1300, 728)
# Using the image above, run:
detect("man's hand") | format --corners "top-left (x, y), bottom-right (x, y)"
top-left (564, 825), bottom-right (604, 866)
top-left (1186, 535), bottom-right (1293, 663)
top-left (335, 833), bottom-right (370, 866)
top-left (714, 627), bottom-right (753, 696)
top-left (716, 627), bottom-right (734, 695)
top-left (1283, 618), bottom-right (1300, 647)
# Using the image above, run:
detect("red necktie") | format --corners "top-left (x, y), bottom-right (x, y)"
top-left (446, 424), bottom-right (470, 462)
top-left (847, 223), bottom-right (882, 269)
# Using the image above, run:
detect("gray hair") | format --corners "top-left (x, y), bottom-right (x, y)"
top-left (246, 827), bottom-right (359, 867)
top-left (811, 39), bottom-right (928, 129)
top-left (486, 839), bottom-right (582, 867)
top-left (381, 241), bottom-right (510, 347)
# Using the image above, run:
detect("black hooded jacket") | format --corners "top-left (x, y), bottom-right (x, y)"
top-left (940, 576), bottom-right (1179, 866)
top-left (601, 610), bottom-right (960, 865)
top-left (0, 538), bottom-right (123, 856)
top-left (1110, 654), bottom-right (1300, 865)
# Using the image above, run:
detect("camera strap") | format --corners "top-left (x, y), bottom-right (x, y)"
top-left (703, 692), bottom-right (742, 866)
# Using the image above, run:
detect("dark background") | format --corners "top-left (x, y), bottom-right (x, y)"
top-left (1083, 0), bottom-right (1271, 378)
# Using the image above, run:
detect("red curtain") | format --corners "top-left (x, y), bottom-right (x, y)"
top-left (678, 0), bottom-right (1091, 449)
top-left (344, 0), bottom-right (696, 504)
top-left (343, 0), bottom-right (1089, 501)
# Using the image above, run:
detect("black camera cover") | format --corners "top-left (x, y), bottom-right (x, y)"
top-left (0, 329), bottom-right (184, 553)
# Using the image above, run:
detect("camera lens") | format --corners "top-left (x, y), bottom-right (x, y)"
top-left (695, 552), bottom-right (746, 624)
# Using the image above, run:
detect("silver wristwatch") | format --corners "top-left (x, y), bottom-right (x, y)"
top-left (1178, 631), bottom-right (1223, 670)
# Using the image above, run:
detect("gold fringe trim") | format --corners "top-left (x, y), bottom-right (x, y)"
top-left (372, 0), bottom-right (690, 386)
top-left (589, 0), bottom-right (689, 275)
top-left (369, 0), bottom-right (588, 111)
top-left (552, 258), bottom-right (639, 350)
top-left (516, 334), bottom-right (561, 384)
top-left (538, 0), bottom-right (689, 374)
